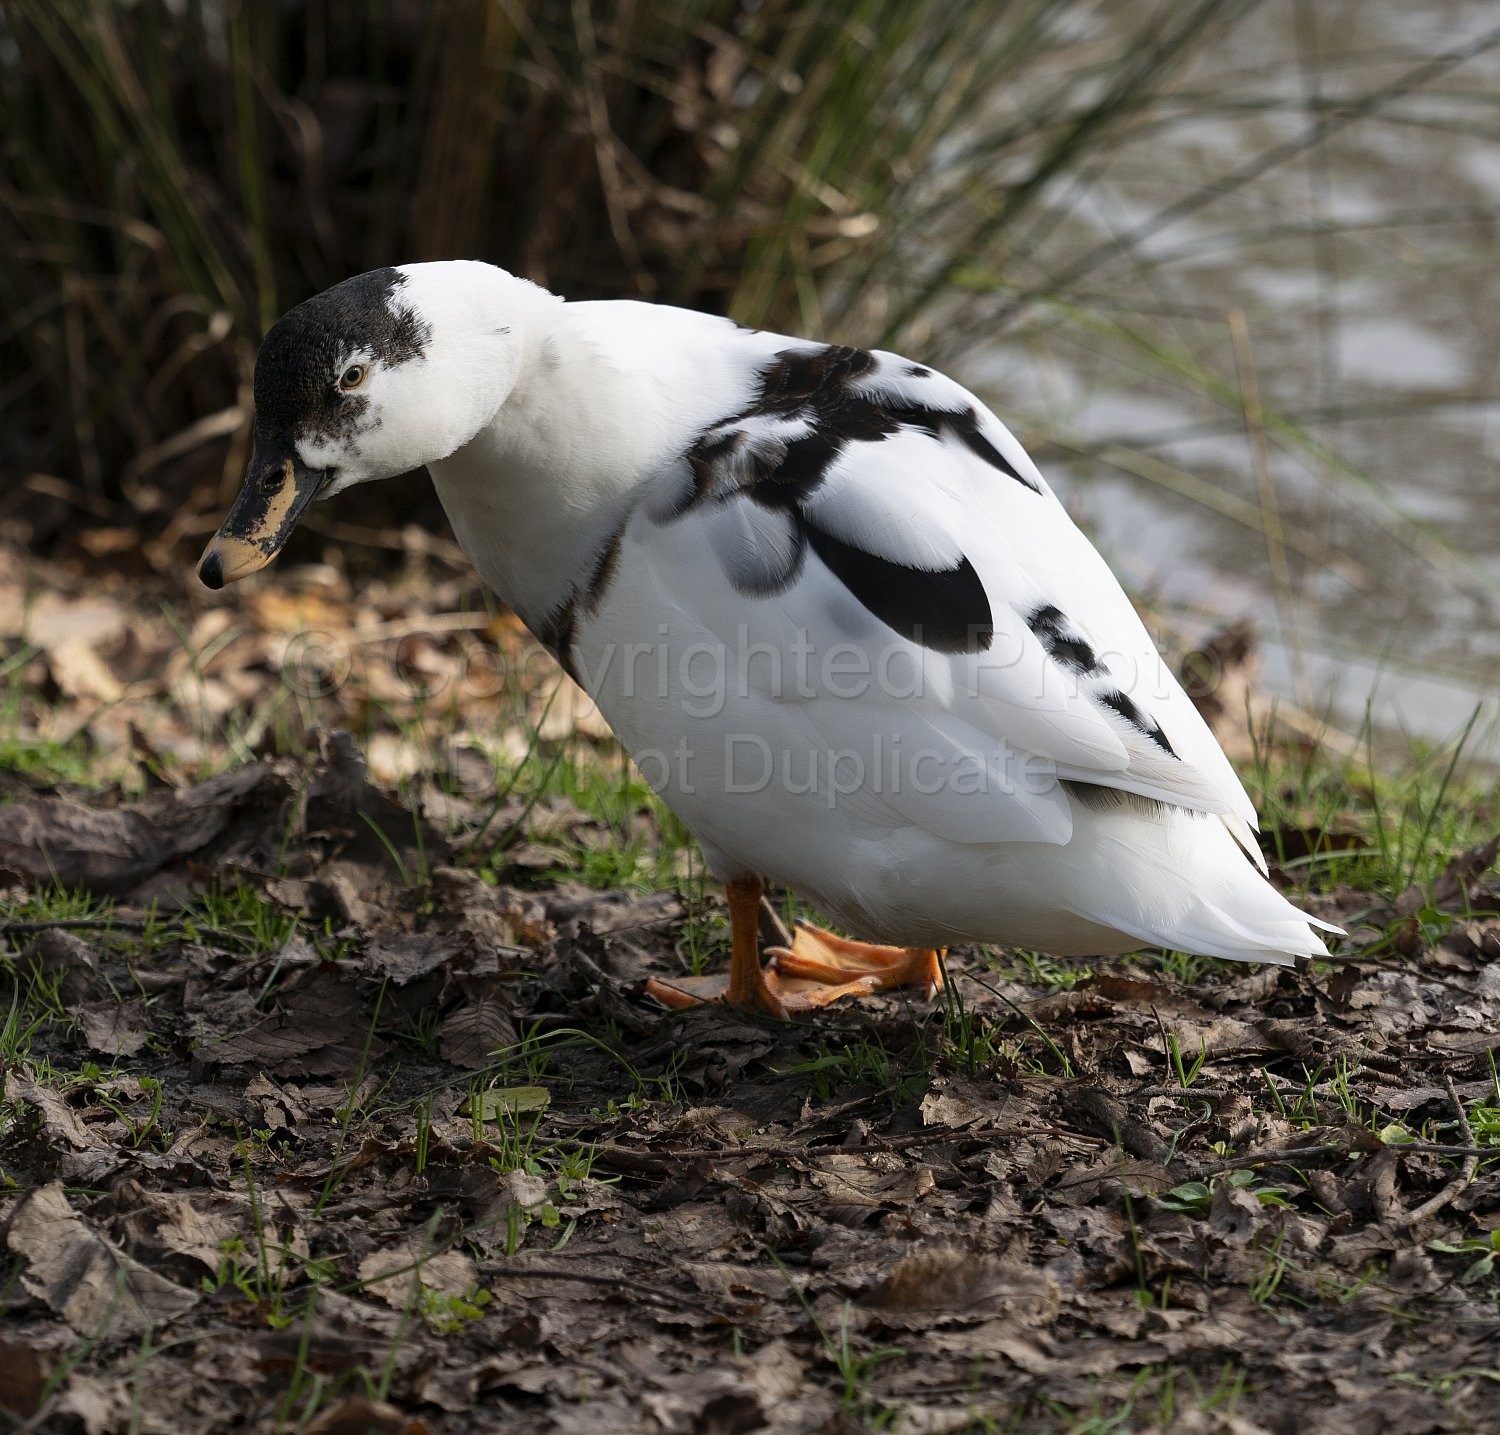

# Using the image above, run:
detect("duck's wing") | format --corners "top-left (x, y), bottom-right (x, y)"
top-left (644, 340), bottom-right (1264, 861)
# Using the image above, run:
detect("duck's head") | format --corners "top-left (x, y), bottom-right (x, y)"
top-left (198, 262), bottom-right (540, 588)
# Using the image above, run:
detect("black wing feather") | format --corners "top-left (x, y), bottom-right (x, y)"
top-left (669, 344), bottom-right (1022, 654)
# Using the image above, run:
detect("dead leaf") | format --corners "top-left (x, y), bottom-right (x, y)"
top-left (1208, 1180), bottom-right (1265, 1243)
top-left (437, 977), bottom-right (517, 1069)
top-left (1158, 1015), bottom-right (1267, 1061)
top-left (429, 866), bottom-right (552, 946)
top-left (865, 1249), bottom-right (1062, 1319)
top-left (22, 928), bottom-right (106, 1005)
top-left (22, 591), bottom-right (129, 651)
top-left (358, 1238), bottom-right (479, 1317)
top-left (302, 1397), bottom-right (428, 1435)
top-left (1392, 915), bottom-right (1426, 958)
top-left (75, 1000), bottom-right (149, 1057)
top-left (46, 638), bottom-right (125, 703)
top-left (200, 970), bottom-right (383, 1077)
top-left (919, 1090), bottom-right (990, 1129)
top-left (0, 762), bottom-right (286, 895)
top-left (1396, 835), bottom-right (1500, 916)
top-left (47, 1374), bottom-right (135, 1435)
top-left (1377, 1079), bottom-right (1498, 1112)
top-left (8, 1182), bottom-right (198, 1337)
top-left (1022, 988), bottom-right (1117, 1022)
top-left (5, 1069), bottom-right (96, 1151)
top-left (265, 870), bottom-right (383, 929)
top-left (1090, 973), bottom-right (1215, 1018)
top-left (806, 1153), bottom-right (936, 1208)
top-left (533, 675), bottom-right (611, 741)
top-left (363, 931), bottom-right (478, 985)
top-left (1052, 1156), bottom-right (1177, 1203)
top-left (0, 1326), bottom-right (72, 1419)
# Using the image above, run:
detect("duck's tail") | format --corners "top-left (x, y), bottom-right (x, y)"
top-left (1068, 807), bottom-right (1341, 967)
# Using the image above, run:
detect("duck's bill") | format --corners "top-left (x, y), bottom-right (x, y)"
top-left (197, 448), bottom-right (329, 589)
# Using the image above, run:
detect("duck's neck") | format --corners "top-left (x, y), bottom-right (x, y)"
top-left (428, 296), bottom-right (759, 633)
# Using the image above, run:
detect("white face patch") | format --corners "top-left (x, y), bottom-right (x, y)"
top-left (249, 262), bottom-right (550, 499)
top-left (317, 467), bottom-right (369, 499)
top-left (333, 347), bottom-right (376, 386)
top-left (300, 408), bottom-right (373, 464)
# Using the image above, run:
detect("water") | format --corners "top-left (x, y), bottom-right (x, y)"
top-left (967, 0), bottom-right (1500, 761)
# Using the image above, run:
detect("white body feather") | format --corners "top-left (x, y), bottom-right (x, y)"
top-left (416, 272), bottom-right (1334, 966)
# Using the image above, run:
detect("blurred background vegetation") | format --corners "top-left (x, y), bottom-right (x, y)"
top-left (2, 0), bottom-right (1498, 752)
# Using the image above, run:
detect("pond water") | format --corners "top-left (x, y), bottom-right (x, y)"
top-left (964, 0), bottom-right (1500, 762)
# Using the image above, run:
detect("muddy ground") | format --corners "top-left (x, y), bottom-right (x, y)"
top-left (1, 546), bottom-right (1498, 1434)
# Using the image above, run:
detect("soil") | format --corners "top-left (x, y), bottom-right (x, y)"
top-left (1, 734), bottom-right (1498, 1435)
top-left (2, 541), bottom-right (1498, 1433)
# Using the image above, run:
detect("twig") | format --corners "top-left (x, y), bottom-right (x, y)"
top-left (591, 1124), bottom-right (1101, 1168)
top-left (1060, 1086), bottom-right (1172, 1164)
top-left (1, 917), bottom-right (164, 937)
top-left (1194, 1137), bottom-right (1494, 1179)
top-left (1193, 1142), bottom-right (1354, 1176)
top-left (1130, 1084), bottom-right (1238, 1101)
top-left (758, 895), bottom-right (795, 950)
top-left (493, 1261), bottom-right (727, 1312)
top-left (1394, 1077), bottom-right (1481, 1229)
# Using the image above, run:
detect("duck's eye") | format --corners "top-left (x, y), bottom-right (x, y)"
top-left (338, 364), bottom-right (367, 391)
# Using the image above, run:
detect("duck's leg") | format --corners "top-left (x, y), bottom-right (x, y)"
top-left (645, 878), bottom-right (941, 1016)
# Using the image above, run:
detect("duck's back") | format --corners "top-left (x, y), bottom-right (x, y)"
top-left (463, 298), bottom-right (1336, 963)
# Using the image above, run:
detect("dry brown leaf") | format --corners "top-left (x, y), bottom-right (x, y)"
top-left (437, 977), bottom-right (517, 1069)
top-left (1209, 1180), bottom-right (1265, 1243)
top-left (0, 762), bottom-right (283, 895)
top-left (806, 1154), bottom-right (936, 1209)
top-left (199, 971), bottom-right (382, 1077)
top-left (302, 1397), bottom-right (428, 1435)
top-left (23, 928), bottom-right (106, 1005)
top-left (918, 1090), bottom-right (991, 1129)
top-left (47, 1374), bottom-right (136, 1435)
top-left (429, 866), bottom-right (552, 946)
top-left (0, 1326), bottom-right (72, 1420)
top-left (120, 1192), bottom-right (242, 1278)
top-left (533, 675), bottom-right (612, 741)
top-left (1157, 1015), bottom-right (1267, 1060)
top-left (358, 1238), bottom-right (479, 1315)
top-left (1396, 834), bottom-right (1500, 916)
top-left (46, 638), bottom-right (125, 702)
top-left (1090, 973), bottom-right (1215, 1018)
top-left (22, 592), bottom-right (129, 652)
top-left (4, 1069), bottom-right (96, 1151)
top-left (8, 1182), bottom-right (198, 1337)
top-left (1024, 989), bottom-right (1116, 1022)
top-left (244, 586), bottom-right (350, 634)
top-left (264, 870), bottom-right (383, 929)
top-left (865, 1249), bottom-right (1063, 1319)
top-left (362, 931), bottom-right (477, 985)
top-left (75, 1001), bottom-right (149, 1057)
